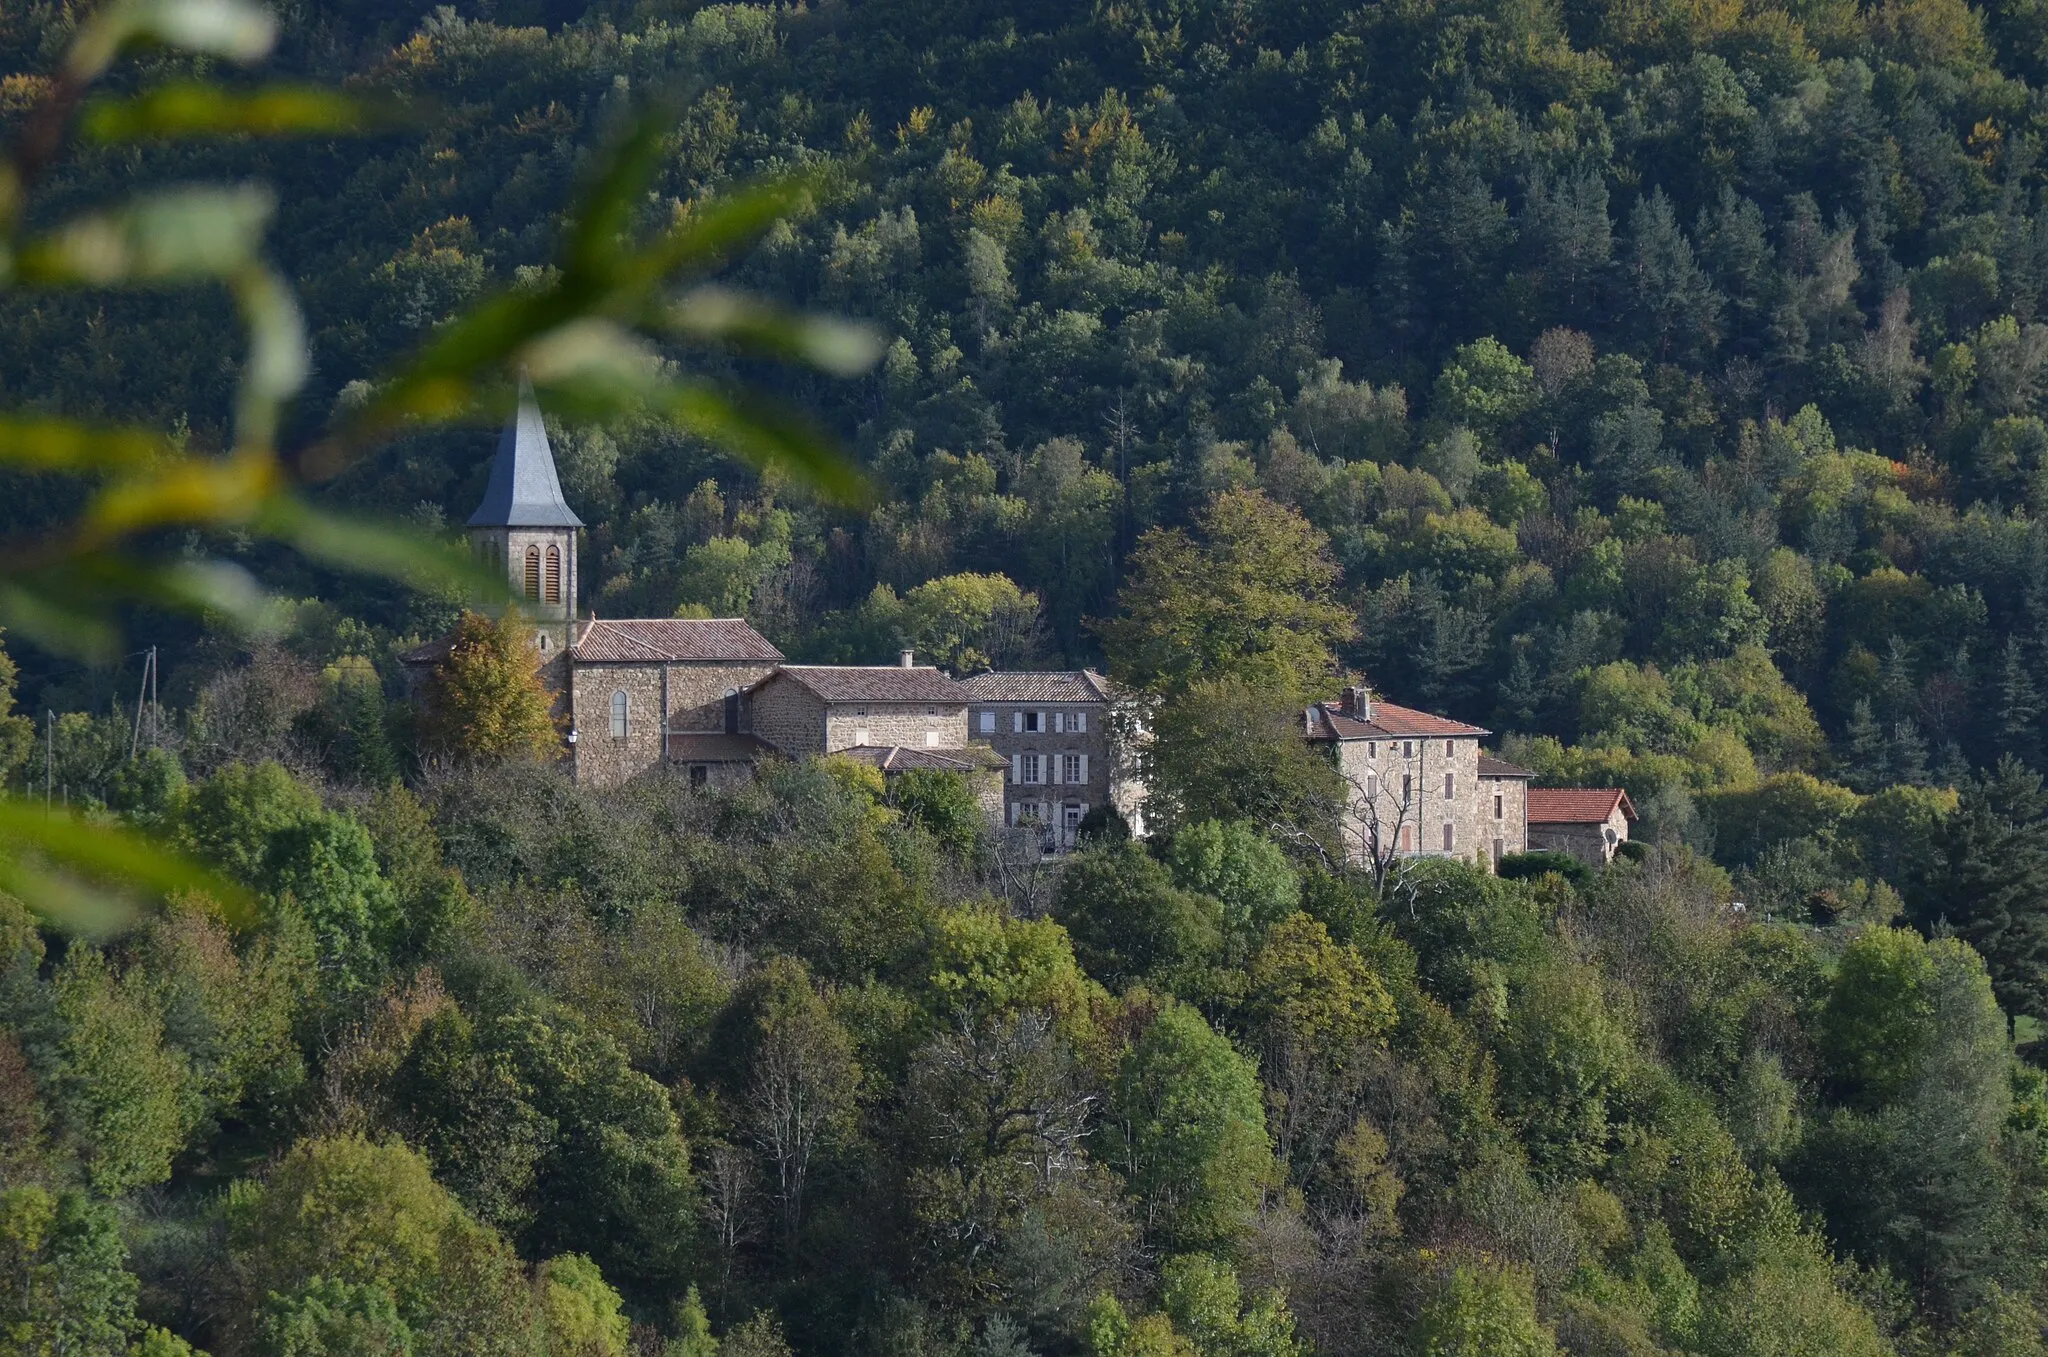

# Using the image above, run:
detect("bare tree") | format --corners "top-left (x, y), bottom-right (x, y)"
top-left (743, 982), bottom-right (859, 1241)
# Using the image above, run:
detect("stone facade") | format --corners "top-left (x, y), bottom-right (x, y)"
top-left (747, 676), bottom-right (830, 755)
top-left (1527, 789), bottom-right (1637, 867)
top-left (567, 657), bottom-right (778, 788)
top-left (960, 672), bottom-right (1133, 849)
top-left (1477, 757), bottom-right (1531, 868)
top-left (824, 704), bottom-right (970, 753)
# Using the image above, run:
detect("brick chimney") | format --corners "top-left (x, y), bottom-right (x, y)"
top-left (899, 648), bottom-right (915, 668)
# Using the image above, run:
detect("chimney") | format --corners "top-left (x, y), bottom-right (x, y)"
top-left (899, 648), bottom-right (915, 668)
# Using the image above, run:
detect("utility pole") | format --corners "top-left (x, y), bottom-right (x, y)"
top-left (43, 709), bottom-right (53, 810)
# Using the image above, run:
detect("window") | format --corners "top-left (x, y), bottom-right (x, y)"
top-left (1062, 753), bottom-right (1084, 783)
top-left (1445, 739), bottom-right (1455, 757)
top-left (925, 730), bottom-right (941, 746)
top-left (1403, 741), bottom-right (1414, 758)
top-left (1493, 837), bottom-right (1505, 866)
top-left (689, 764), bottom-right (708, 788)
top-left (1494, 794), bottom-right (1504, 820)
top-left (609, 689), bottom-right (628, 739)
top-left (1443, 773), bottom-right (1455, 800)
top-left (524, 547), bottom-right (541, 600)
top-left (1443, 822), bottom-right (1455, 851)
top-left (545, 545), bottom-right (562, 604)
top-left (1023, 711), bottom-right (1043, 733)
top-left (854, 729), bottom-right (870, 746)
top-left (724, 690), bottom-right (741, 735)
top-left (1073, 711), bottom-right (1087, 733)
top-left (856, 707), bottom-right (867, 717)
top-left (1401, 773), bottom-right (1411, 800)
top-left (1020, 753), bottom-right (1042, 784)
top-left (1368, 741), bottom-right (1377, 758)
top-left (1399, 824), bottom-right (1414, 852)
top-left (978, 711), bottom-right (995, 733)
top-left (1365, 770), bottom-right (1378, 798)
top-left (927, 706), bottom-right (936, 716)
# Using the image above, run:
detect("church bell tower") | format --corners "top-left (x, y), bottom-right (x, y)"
top-left (467, 376), bottom-right (582, 648)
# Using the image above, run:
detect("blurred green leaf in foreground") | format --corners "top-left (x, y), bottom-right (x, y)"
top-left (0, 0), bottom-right (878, 932)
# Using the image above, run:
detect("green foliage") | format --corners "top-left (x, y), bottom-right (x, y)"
top-left (1054, 839), bottom-right (1222, 990)
top-left (1102, 999), bottom-right (1274, 1252)
top-left (0, 1185), bottom-right (147, 1351)
top-left (1166, 821), bottom-right (1300, 957)
top-left (890, 768), bottom-right (985, 861)
top-left (418, 611), bottom-right (561, 763)
top-left (1096, 490), bottom-right (1355, 696)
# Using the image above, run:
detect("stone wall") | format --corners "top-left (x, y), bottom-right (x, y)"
top-left (472, 526), bottom-right (578, 621)
top-left (822, 704), bottom-right (969, 752)
top-left (1529, 808), bottom-right (1630, 867)
top-left (571, 661), bottom-right (666, 787)
top-left (1333, 736), bottom-right (1494, 867)
top-left (665, 661), bottom-right (780, 733)
top-left (1477, 775), bottom-right (1529, 867)
top-left (749, 678), bottom-right (827, 755)
top-left (972, 702), bottom-right (1115, 832)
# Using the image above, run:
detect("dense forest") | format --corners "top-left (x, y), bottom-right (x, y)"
top-left (10, 0), bottom-right (2048, 1351)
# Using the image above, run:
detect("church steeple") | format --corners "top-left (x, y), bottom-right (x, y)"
top-left (468, 377), bottom-right (580, 625)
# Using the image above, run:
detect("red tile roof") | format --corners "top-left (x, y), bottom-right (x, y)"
top-left (572, 618), bottom-right (782, 663)
top-left (1479, 754), bottom-right (1535, 779)
top-left (959, 670), bottom-right (1114, 703)
top-left (767, 665), bottom-right (971, 704)
top-left (1307, 699), bottom-right (1490, 740)
top-left (1527, 788), bottom-right (1638, 824)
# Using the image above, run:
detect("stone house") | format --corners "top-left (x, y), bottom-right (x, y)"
top-left (746, 655), bottom-right (1007, 809)
top-left (1527, 788), bottom-right (1638, 866)
top-left (1307, 687), bottom-right (1498, 868)
top-left (959, 670), bottom-right (1146, 849)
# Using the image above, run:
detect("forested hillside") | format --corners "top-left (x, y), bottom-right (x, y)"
top-left (11, 0), bottom-right (2048, 1353)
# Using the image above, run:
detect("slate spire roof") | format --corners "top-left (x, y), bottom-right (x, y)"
top-left (467, 376), bottom-right (583, 529)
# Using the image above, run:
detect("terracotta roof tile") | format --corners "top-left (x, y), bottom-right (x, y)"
top-left (572, 618), bottom-right (782, 663)
top-left (1307, 700), bottom-right (1490, 740)
top-left (959, 670), bottom-right (1114, 703)
top-left (1527, 788), bottom-right (1638, 824)
top-left (769, 666), bottom-right (970, 704)
top-left (1478, 754), bottom-right (1535, 778)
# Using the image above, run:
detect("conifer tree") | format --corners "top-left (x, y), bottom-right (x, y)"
top-left (1998, 637), bottom-right (2042, 768)
top-left (1842, 699), bottom-right (1887, 793)
top-left (1890, 719), bottom-right (1930, 787)
top-left (1915, 755), bottom-right (2048, 1026)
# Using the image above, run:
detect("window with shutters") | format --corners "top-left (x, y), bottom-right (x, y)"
top-left (1401, 773), bottom-right (1411, 800)
top-left (1399, 824), bottom-right (1414, 852)
top-left (1445, 740), bottom-right (1454, 757)
top-left (544, 545), bottom-right (561, 603)
top-left (1074, 711), bottom-right (1087, 732)
top-left (609, 690), bottom-right (628, 739)
top-left (1023, 711), bottom-right (1042, 733)
top-left (1443, 822), bottom-right (1455, 851)
top-left (1403, 740), bottom-right (1414, 758)
top-left (1443, 773), bottom-right (1454, 800)
top-left (1494, 794), bottom-right (1504, 819)
top-left (524, 547), bottom-right (541, 600)
top-left (1062, 753), bottom-right (1083, 783)
top-left (1020, 753), bottom-right (1042, 784)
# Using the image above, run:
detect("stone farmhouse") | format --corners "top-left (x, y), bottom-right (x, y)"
top-left (959, 670), bottom-right (1149, 849)
top-left (1306, 686), bottom-right (1629, 873)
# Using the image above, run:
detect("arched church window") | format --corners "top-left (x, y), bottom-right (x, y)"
top-left (545, 545), bottom-right (562, 604)
top-left (610, 689), bottom-right (629, 739)
top-left (523, 547), bottom-right (541, 601)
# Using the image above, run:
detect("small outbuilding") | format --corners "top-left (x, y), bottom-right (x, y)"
top-left (1526, 787), bottom-right (1638, 867)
